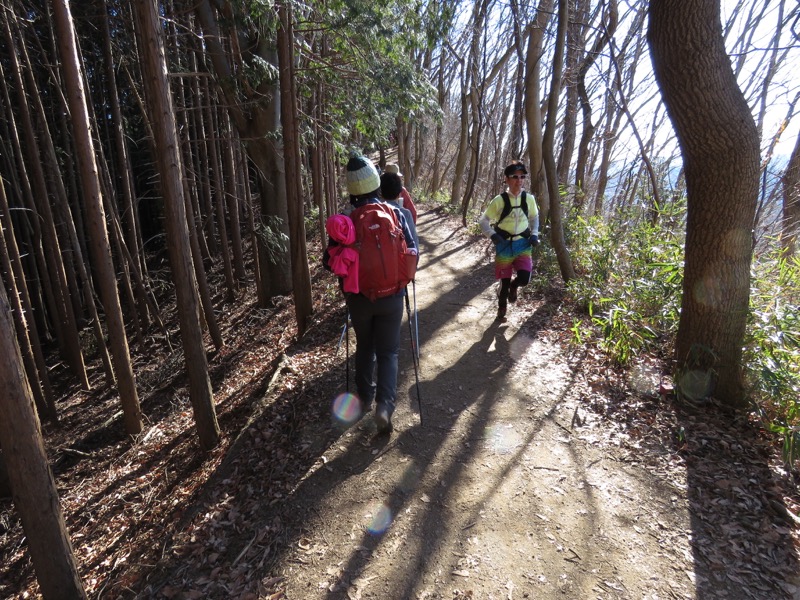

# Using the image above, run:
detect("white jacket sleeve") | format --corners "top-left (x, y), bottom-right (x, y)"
top-left (478, 213), bottom-right (495, 238)
top-left (529, 213), bottom-right (540, 237)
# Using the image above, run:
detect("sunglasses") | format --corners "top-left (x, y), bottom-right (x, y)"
top-left (508, 174), bottom-right (526, 180)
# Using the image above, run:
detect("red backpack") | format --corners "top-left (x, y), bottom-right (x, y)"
top-left (350, 202), bottom-right (416, 301)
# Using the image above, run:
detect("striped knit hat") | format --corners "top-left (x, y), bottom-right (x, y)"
top-left (346, 156), bottom-right (380, 196)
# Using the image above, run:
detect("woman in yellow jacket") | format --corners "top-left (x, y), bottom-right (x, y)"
top-left (478, 161), bottom-right (540, 322)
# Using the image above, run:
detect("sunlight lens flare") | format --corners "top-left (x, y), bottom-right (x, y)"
top-left (484, 424), bottom-right (521, 455)
top-left (366, 502), bottom-right (393, 535)
top-left (332, 392), bottom-right (362, 425)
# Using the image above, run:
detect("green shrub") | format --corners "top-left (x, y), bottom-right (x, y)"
top-left (745, 251), bottom-right (800, 464)
top-left (563, 200), bottom-right (800, 464)
top-left (566, 208), bottom-right (684, 366)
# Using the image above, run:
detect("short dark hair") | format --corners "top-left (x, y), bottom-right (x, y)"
top-left (504, 161), bottom-right (528, 177)
top-left (380, 172), bottom-right (403, 200)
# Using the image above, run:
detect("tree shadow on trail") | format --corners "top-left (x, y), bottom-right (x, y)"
top-left (676, 401), bottom-right (800, 598)
top-left (297, 312), bottom-right (603, 599)
top-left (271, 254), bottom-right (613, 599)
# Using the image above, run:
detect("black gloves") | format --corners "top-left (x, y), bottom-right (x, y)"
top-left (519, 228), bottom-right (539, 247)
top-left (490, 233), bottom-right (504, 245)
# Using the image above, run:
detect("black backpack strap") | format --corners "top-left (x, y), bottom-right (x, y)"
top-left (496, 191), bottom-right (528, 224)
top-left (497, 192), bottom-right (512, 224)
top-left (493, 191), bottom-right (530, 240)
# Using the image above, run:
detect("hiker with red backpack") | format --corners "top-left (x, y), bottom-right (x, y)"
top-left (478, 160), bottom-right (540, 322)
top-left (323, 155), bottom-right (418, 434)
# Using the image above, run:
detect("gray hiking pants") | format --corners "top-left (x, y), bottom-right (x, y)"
top-left (346, 291), bottom-right (404, 416)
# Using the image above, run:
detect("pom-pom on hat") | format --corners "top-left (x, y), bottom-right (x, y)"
top-left (503, 161), bottom-right (528, 177)
top-left (346, 156), bottom-right (380, 196)
top-left (384, 163), bottom-right (403, 177)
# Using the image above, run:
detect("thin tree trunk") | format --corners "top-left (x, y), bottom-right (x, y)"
top-left (430, 48), bottom-right (447, 196)
top-left (0, 179), bottom-right (55, 421)
top-left (556, 0), bottom-right (589, 195)
top-left (543, 0), bottom-right (576, 282)
top-left (311, 83), bottom-right (326, 239)
top-left (22, 35), bottom-right (118, 384)
top-left (525, 0), bottom-right (555, 224)
top-left (451, 58), bottom-right (470, 209)
top-left (133, 0), bottom-right (219, 449)
top-left (215, 113), bottom-right (237, 302)
top-left (575, 1), bottom-right (618, 211)
top-left (201, 78), bottom-right (221, 256)
top-left (188, 39), bottom-right (213, 264)
top-left (0, 178), bottom-right (57, 421)
top-left (278, 1), bottom-right (313, 335)
top-left (781, 133), bottom-right (800, 257)
top-left (53, 0), bottom-right (143, 433)
top-left (182, 172), bottom-right (224, 350)
top-left (99, 0), bottom-right (149, 320)
top-left (0, 101), bottom-right (54, 340)
top-left (222, 118), bottom-right (246, 282)
top-left (2, 13), bottom-right (89, 389)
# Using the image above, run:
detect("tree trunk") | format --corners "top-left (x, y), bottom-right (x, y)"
top-left (214, 114), bottom-right (237, 303)
top-left (430, 48), bottom-right (447, 196)
top-left (575, 0), bottom-right (617, 207)
top-left (99, 0), bottom-right (149, 320)
top-left (201, 78), bottom-right (221, 255)
top-left (451, 59), bottom-right (470, 209)
top-left (781, 133), bottom-right (800, 257)
top-left (543, 0), bottom-right (576, 282)
top-left (278, 1), bottom-right (313, 336)
top-left (27, 56), bottom-right (118, 384)
top-left (2, 12), bottom-right (89, 389)
top-left (556, 0), bottom-right (589, 194)
top-left (53, 0), bottom-right (143, 433)
top-left (0, 278), bottom-right (86, 599)
top-left (193, 0), bottom-right (293, 301)
top-left (0, 176), bottom-right (56, 420)
top-left (221, 117), bottom-right (246, 285)
top-left (525, 0), bottom-right (555, 224)
top-left (133, 0), bottom-right (220, 450)
top-left (649, 0), bottom-right (760, 408)
top-left (592, 85), bottom-right (626, 215)
top-left (182, 172), bottom-right (225, 351)
top-left (311, 83), bottom-right (327, 240)
top-left (0, 66), bottom-right (54, 341)
top-left (0, 188), bottom-right (51, 421)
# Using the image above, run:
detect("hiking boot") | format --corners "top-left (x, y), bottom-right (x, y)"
top-left (508, 283), bottom-right (518, 303)
top-left (359, 394), bottom-right (373, 416)
top-left (496, 303), bottom-right (507, 322)
top-left (374, 406), bottom-right (393, 434)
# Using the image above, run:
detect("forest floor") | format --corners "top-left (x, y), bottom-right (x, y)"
top-left (1, 205), bottom-right (800, 600)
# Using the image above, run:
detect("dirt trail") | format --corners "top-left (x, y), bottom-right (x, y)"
top-left (273, 208), bottom-right (699, 599)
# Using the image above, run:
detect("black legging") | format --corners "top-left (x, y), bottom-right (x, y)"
top-left (499, 270), bottom-right (531, 300)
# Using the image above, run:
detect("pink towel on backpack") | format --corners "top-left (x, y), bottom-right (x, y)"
top-left (325, 214), bottom-right (359, 293)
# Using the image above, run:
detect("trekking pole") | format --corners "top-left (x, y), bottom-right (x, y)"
top-left (404, 291), bottom-right (423, 425)
top-left (336, 312), bottom-right (350, 391)
top-left (345, 312), bottom-right (350, 392)
top-left (336, 318), bottom-right (348, 353)
top-left (412, 280), bottom-right (420, 363)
